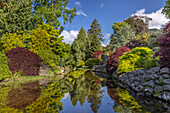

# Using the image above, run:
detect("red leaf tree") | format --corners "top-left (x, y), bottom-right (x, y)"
top-left (93, 51), bottom-right (105, 58)
top-left (5, 47), bottom-right (42, 76)
top-left (158, 23), bottom-right (170, 68)
top-left (106, 47), bottom-right (131, 75)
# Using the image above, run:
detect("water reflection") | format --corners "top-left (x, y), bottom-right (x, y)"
top-left (0, 70), bottom-right (169, 113)
top-left (6, 82), bottom-right (41, 109)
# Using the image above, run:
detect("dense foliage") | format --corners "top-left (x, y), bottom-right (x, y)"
top-left (85, 58), bottom-right (101, 68)
top-left (124, 39), bottom-right (146, 49)
top-left (0, 31), bottom-right (28, 53)
top-left (158, 23), bottom-right (170, 68)
top-left (28, 23), bottom-right (70, 58)
top-left (0, 0), bottom-right (35, 37)
top-left (118, 47), bottom-right (156, 73)
top-left (110, 23), bottom-right (136, 48)
top-left (0, 52), bottom-right (12, 81)
top-left (37, 50), bottom-right (60, 74)
top-left (106, 47), bottom-right (131, 75)
top-left (5, 47), bottom-right (42, 76)
top-left (124, 15), bottom-right (152, 35)
top-left (162, 0), bottom-right (170, 18)
top-left (32, 0), bottom-right (77, 32)
top-left (67, 27), bottom-right (90, 68)
top-left (88, 18), bottom-right (104, 57)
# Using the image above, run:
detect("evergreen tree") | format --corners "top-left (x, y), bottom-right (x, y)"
top-left (67, 27), bottom-right (90, 68)
top-left (110, 23), bottom-right (136, 48)
top-left (88, 18), bottom-right (104, 57)
top-left (32, 0), bottom-right (77, 32)
top-left (0, 0), bottom-right (35, 37)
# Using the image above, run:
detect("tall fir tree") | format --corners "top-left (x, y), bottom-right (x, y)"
top-left (67, 27), bottom-right (90, 68)
top-left (0, 0), bottom-right (35, 37)
top-left (88, 18), bottom-right (104, 57)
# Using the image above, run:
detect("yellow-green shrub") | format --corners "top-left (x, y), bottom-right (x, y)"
top-left (85, 58), bottom-right (100, 68)
top-left (118, 47), bottom-right (155, 73)
top-left (0, 52), bottom-right (12, 81)
top-left (0, 31), bottom-right (28, 53)
top-left (136, 33), bottom-right (150, 45)
top-left (37, 50), bottom-right (60, 74)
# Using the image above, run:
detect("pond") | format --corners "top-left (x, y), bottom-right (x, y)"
top-left (0, 70), bottom-right (169, 113)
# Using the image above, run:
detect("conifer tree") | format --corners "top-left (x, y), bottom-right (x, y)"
top-left (67, 27), bottom-right (90, 68)
top-left (0, 0), bottom-right (35, 37)
top-left (88, 18), bottom-right (104, 57)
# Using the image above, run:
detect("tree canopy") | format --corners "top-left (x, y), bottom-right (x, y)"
top-left (0, 0), bottom-right (35, 37)
top-left (162, 0), bottom-right (170, 18)
top-left (88, 18), bottom-right (104, 57)
top-left (32, 0), bottom-right (77, 32)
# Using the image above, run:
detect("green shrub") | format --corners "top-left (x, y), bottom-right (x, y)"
top-left (0, 52), bottom-right (12, 81)
top-left (118, 47), bottom-right (155, 73)
top-left (37, 50), bottom-right (60, 74)
top-left (85, 58), bottom-right (100, 68)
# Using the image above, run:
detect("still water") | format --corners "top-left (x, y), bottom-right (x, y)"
top-left (0, 70), bottom-right (169, 113)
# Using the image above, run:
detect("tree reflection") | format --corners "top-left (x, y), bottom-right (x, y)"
top-left (6, 82), bottom-right (41, 110)
top-left (58, 70), bottom-right (104, 113)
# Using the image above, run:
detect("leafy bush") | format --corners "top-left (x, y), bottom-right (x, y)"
top-left (0, 52), bottom-right (12, 81)
top-left (0, 31), bottom-right (28, 53)
top-left (118, 47), bottom-right (155, 73)
top-left (28, 23), bottom-right (70, 58)
top-left (124, 39), bottom-right (146, 49)
top-left (93, 51), bottom-right (105, 58)
top-left (85, 58), bottom-right (100, 68)
top-left (136, 33), bottom-right (150, 45)
top-left (106, 47), bottom-right (131, 75)
top-left (158, 23), bottom-right (170, 68)
top-left (5, 47), bottom-right (42, 76)
top-left (37, 50), bottom-right (60, 74)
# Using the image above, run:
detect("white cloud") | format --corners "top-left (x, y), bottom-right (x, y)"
top-left (61, 30), bottom-right (79, 45)
top-left (100, 3), bottom-right (104, 8)
top-left (101, 43), bottom-right (106, 47)
top-left (105, 33), bottom-right (111, 39)
top-left (75, 1), bottom-right (81, 7)
top-left (77, 10), bottom-right (87, 17)
top-left (132, 8), bottom-right (169, 29)
top-left (101, 33), bottom-right (111, 47)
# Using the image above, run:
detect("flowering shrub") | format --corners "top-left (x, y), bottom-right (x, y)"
top-left (5, 47), bottom-right (42, 76)
top-left (118, 47), bottom-right (155, 73)
top-left (0, 52), bottom-right (12, 81)
top-left (106, 47), bottom-right (131, 75)
top-left (93, 51), bottom-right (105, 58)
top-left (158, 23), bottom-right (170, 68)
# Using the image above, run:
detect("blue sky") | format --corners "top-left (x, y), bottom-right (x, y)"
top-left (61, 0), bottom-right (169, 46)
